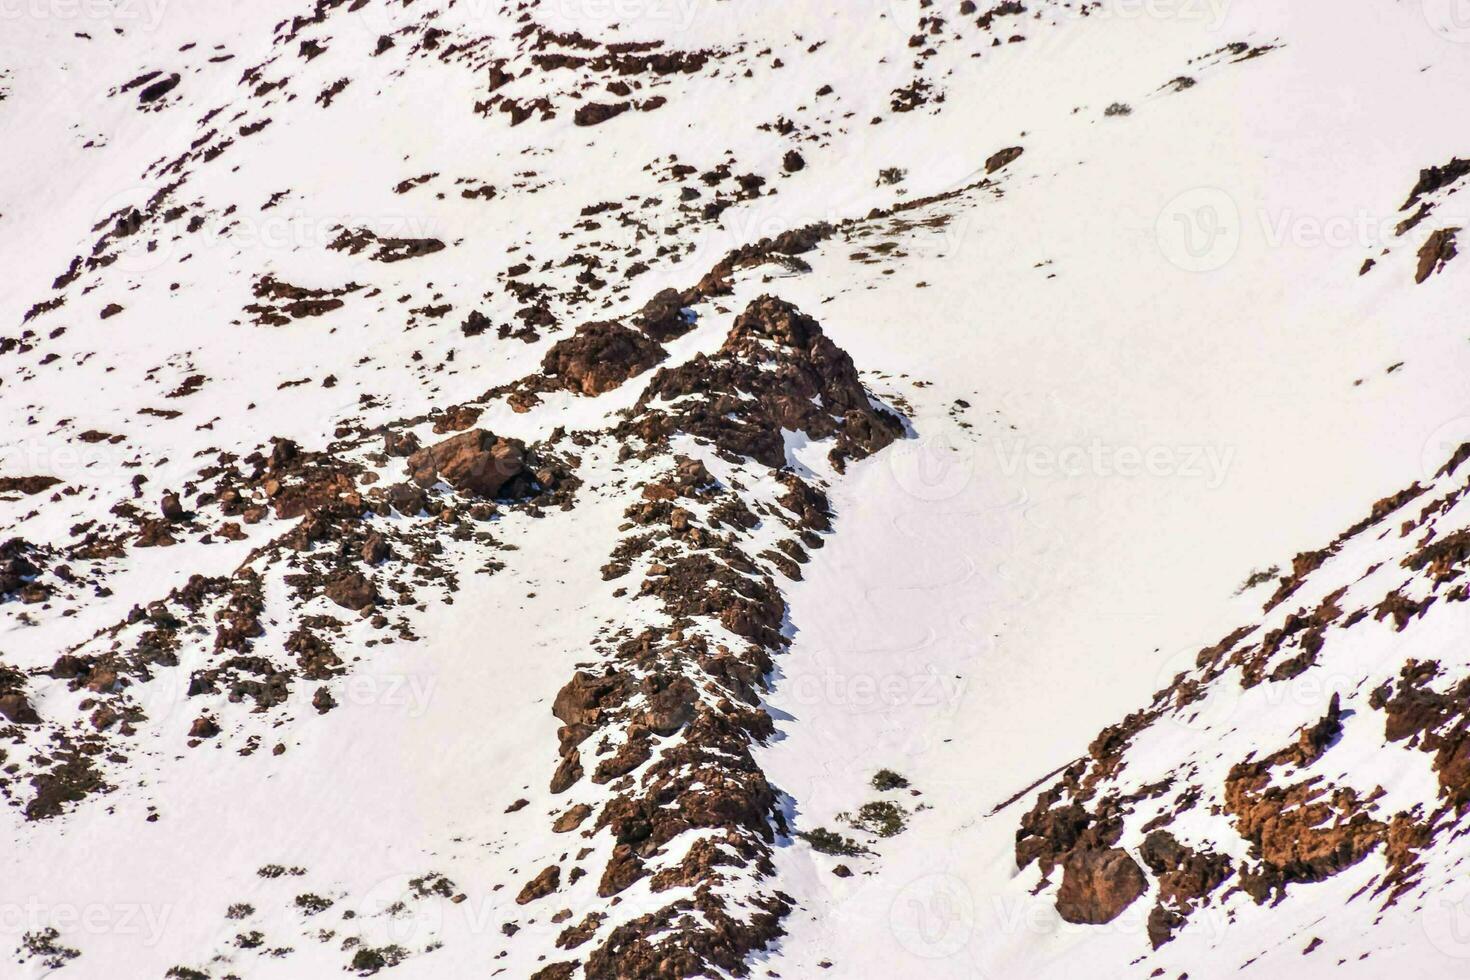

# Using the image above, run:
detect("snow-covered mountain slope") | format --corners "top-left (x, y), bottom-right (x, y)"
top-left (1, 1), bottom-right (1468, 977)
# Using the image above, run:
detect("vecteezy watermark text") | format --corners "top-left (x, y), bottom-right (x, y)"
top-left (0, 0), bottom-right (169, 29)
top-left (993, 438), bottom-right (1235, 489)
top-left (1, 899), bottom-right (172, 947)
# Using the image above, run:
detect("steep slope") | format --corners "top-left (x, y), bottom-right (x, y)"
top-left (1014, 441), bottom-right (1470, 975)
top-left (2, 0), bottom-right (1469, 978)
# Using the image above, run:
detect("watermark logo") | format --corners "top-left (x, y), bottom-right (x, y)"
top-left (785, 664), bottom-right (967, 717)
top-left (338, 672), bottom-right (438, 719)
top-left (1154, 643), bottom-right (1240, 733)
top-left (887, 428), bottom-right (976, 502)
top-left (710, 201), bottom-right (836, 254)
top-left (341, 0), bottom-right (397, 40)
top-left (0, 0), bottom-right (169, 31)
top-left (1423, 0), bottom-right (1470, 43)
top-left (3, 437), bottom-right (129, 485)
top-left (886, 0), bottom-right (1232, 35)
top-left (0, 899), bottom-right (172, 947)
top-left (1084, 0), bottom-right (1231, 29)
top-left (1420, 416), bottom-right (1470, 484)
top-left (1258, 209), bottom-right (1412, 251)
top-left (1157, 187), bottom-right (1241, 272)
top-left (1424, 888), bottom-right (1470, 957)
top-left (357, 873), bottom-right (445, 948)
top-left (129, 660), bottom-right (191, 728)
top-left (1153, 645), bottom-right (1354, 735)
top-left (1159, 186), bottom-right (1470, 272)
top-left (551, 0), bottom-right (703, 32)
top-left (890, 873), bottom-right (974, 959)
top-left (992, 437), bottom-right (1235, 488)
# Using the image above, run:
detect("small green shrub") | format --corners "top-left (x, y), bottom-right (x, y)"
top-left (871, 769), bottom-right (910, 791)
top-left (350, 944), bottom-right (408, 975)
top-left (295, 893), bottom-right (334, 915)
top-left (797, 827), bottom-right (871, 857)
top-left (848, 801), bottom-right (907, 838)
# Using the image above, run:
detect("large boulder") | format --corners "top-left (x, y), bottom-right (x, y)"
top-left (324, 570), bottom-right (377, 611)
top-left (633, 288), bottom-right (696, 342)
top-left (1055, 847), bottom-right (1147, 924)
top-left (540, 321), bottom-right (666, 396)
top-left (985, 145), bottom-right (1024, 173)
top-left (406, 429), bottom-right (526, 498)
top-left (552, 670), bottom-right (629, 728)
top-left (515, 864), bottom-right (561, 905)
top-left (0, 692), bottom-right (40, 725)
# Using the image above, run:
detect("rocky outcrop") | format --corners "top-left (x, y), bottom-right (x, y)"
top-left (0, 417), bottom-right (578, 821)
top-left (1415, 227), bottom-right (1459, 283)
top-left (406, 429), bottom-right (528, 499)
top-left (1138, 831), bottom-right (1233, 946)
top-left (516, 865), bottom-right (561, 905)
top-left (540, 321), bottom-right (667, 395)
top-left (323, 570), bottom-right (376, 611)
top-left (985, 145), bottom-right (1024, 173)
top-left (1015, 440), bottom-right (1470, 947)
top-left (629, 295), bottom-right (903, 471)
top-left (632, 288), bottom-right (696, 343)
top-left (1055, 848), bottom-right (1147, 924)
top-left (0, 538), bottom-right (50, 604)
top-left (0, 691), bottom-right (40, 725)
top-left (574, 101), bottom-right (630, 126)
top-left (328, 227), bottom-right (445, 263)
top-left (530, 296), bottom-right (901, 976)
top-left (0, 476), bottom-right (61, 496)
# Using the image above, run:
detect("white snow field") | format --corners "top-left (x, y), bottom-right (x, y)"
top-left (2, 0), bottom-right (1469, 978)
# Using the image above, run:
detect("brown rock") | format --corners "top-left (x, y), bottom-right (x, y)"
top-left (591, 737), bottom-right (652, 783)
top-left (84, 667), bottom-right (118, 693)
top-left (516, 865), bottom-right (561, 905)
top-left (383, 430), bottom-right (421, 457)
top-left (0, 692), bottom-right (40, 725)
top-left (0, 476), bottom-right (61, 496)
top-left (361, 533), bottom-right (389, 564)
top-left (550, 750), bottom-right (584, 794)
top-left (49, 655), bottom-right (90, 679)
top-left (553, 803), bottom-right (593, 833)
top-left (985, 145), bottom-right (1024, 173)
top-left (540, 321), bottom-right (666, 396)
top-left (134, 521), bottom-right (177, 548)
top-left (637, 675), bottom-right (696, 736)
top-left (1055, 848), bottom-right (1147, 924)
top-left (189, 716), bottom-right (220, 738)
top-left (432, 404), bottom-right (483, 434)
top-left (556, 911), bottom-right (605, 950)
top-left (324, 570), bottom-right (377, 610)
top-left (633, 288), bottom-right (695, 342)
top-left (1415, 227), bottom-right (1460, 284)
top-left (597, 844), bottom-right (646, 897)
top-left (553, 670), bottom-right (629, 728)
top-left (383, 482), bottom-right (428, 516)
top-left (574, 101), bottom-right (630, 126)
top-left (312, 687), bottom-right (337, 714)
top-left (406, 429), bottom-right (526, 499)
